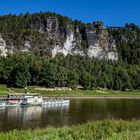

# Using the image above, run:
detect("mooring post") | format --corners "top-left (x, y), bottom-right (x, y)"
top-left (25, 86), bottom-right (27, 94)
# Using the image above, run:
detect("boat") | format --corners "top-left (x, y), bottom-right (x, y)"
top-left (20, 93), bottom-right (43, 106)
top-left (0, 93), bottom-right (43, 106)
top-left (0, 92), bottom-right (69, 107)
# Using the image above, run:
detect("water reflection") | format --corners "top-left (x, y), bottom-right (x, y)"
top-left (0, 99), bottom-right (140, 131)
top-left (0, 104), bottom-right (69, 131)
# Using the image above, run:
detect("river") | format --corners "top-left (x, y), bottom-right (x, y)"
top-left (0, 98), bottom-right (140, 131)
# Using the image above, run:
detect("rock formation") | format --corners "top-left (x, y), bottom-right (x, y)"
top-left (0, 14), bottom-right (138, 61)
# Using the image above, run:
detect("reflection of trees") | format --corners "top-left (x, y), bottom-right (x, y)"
top-left (41, 104), bottom-right (70, 127)
top-left (69, 99), bottom-right (140, 122)
top-left (5, 107), bottom-right (43, 129)
top-left (22, 106), bottom-right (42, 120)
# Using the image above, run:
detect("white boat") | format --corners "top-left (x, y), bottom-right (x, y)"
top-left (1, 93), bottom-right (43, 106)
top-left (21, 94), bottom-right (43, 106)
top-left (0, 92), bottom-right (69, 107)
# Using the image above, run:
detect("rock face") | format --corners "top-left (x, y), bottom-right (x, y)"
top-left (0, 15), bottom-right (137, 61)
top-left (50, 19), bottom-right (118, 60)
top-left (0, 35), bottom-right (7, 57)
top-left (52, 31), bottom-right (84, 57)
top-left (52, 32), bottom-right (74, 57)
top-left (86, 27), bottom-right (118, 60)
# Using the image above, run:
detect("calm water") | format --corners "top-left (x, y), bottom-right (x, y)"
top-left (0, 98), bottom-right (140, 131)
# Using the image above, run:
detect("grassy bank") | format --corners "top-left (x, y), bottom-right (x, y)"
top-left (1, 120), bottom-right (140, 140)
top-left (0, 84), bottom-right (140, 97)
top-left (0, 85), bottom-right (9, 96)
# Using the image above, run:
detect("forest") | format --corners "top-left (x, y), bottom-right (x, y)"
top-left (0, 52), bottom-right (139, 91)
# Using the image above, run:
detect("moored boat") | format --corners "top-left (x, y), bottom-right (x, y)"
top-left (20, 93), bottom-right (43, 106)
top-left (1, 93), bottom-right (43, 106)
top-left (0, 92), bottom-right (69, 107)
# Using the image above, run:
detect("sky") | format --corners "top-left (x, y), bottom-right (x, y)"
top-left (0, 0), bottom-right (139, 26)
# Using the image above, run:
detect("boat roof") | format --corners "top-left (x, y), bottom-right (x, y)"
top-left (8, 93), bottom-right (40, 96)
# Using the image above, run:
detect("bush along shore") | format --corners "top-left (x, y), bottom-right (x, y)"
top-left (1, 120), bottom-right (140, 140)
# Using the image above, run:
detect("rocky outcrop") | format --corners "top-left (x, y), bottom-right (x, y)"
top-left (52, 32), bottom-right (74, 57)
top-left (0, 15), bottom-right (137, 61)
top-left (52, 31), bottom-right (84, 57)
top-left (51, 20), bottom-right (118, 60)
top-left (86, 27), bottom-right (118, 60)
top-left (0, 35), bottom-right (7, 57)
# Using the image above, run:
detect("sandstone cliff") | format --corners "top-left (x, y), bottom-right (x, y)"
top-left (0, 13), bottom-right (138, 61)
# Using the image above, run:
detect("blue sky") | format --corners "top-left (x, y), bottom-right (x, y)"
top-left (0, 0), bottom-right (139, 26)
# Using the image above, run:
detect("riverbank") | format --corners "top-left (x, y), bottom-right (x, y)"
top-left (0, 84), bottom-right (140, 97)
top-left (0, 120), bottom-right (140, 140)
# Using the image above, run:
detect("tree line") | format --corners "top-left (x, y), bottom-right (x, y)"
top-left (0, 53), bottom-right (139, 91)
